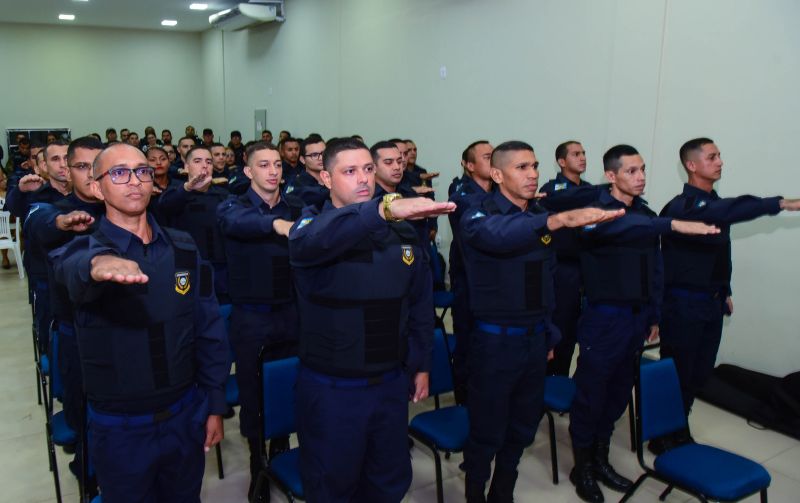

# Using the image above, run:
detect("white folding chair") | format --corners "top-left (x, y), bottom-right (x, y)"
top-left (0, 210), bottom-right (25, 279)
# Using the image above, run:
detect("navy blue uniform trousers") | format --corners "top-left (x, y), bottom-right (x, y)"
top-left (659, 290), bottom-right (724, 414)
top-left (450, 271), bottom-right (473, 403)
top-left (570, 304), bottom-right (647, 447)
top-left (464, 325), bottom-right (547, 484)
top-left (547, 261), bottom-right (582, 376)
top-left (88, 388), bottom-right (208, 503)
top-left (296, 367), bottom-right (411, 503)
top-left (229, 303), bottom-right (297, 439)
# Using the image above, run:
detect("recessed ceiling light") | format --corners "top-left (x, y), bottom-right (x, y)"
top-left (59, 14), bottom-right (76, 21)
top-left (161, 19), bottom-right (178, 27)
top-left (190, 3), bottom-right (209, 10)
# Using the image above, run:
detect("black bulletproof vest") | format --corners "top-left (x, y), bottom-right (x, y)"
top-left (170, 188), bottom-right (228, 264)
top-left (297, 222), bottom-right (420, 377)
top-left (581, 207), bottom-right (657, 305)
top-left (661, 227), bottom-right (731, 292)
top-left (463, 198), bottom-right (555, 322)
top-left (75, 228), bottom-right (200, 404)
top-left (224, 194), bottom-right (304, 304)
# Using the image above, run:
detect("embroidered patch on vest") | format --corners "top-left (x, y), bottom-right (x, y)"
top-left (175, 271), bottom-right (191, 295)
top-left (401, 245), bottom-right (415, 266)
top-left (541, 234), bottom-right (552, 245)
top-left (554, 182), bottom-right (568, 191)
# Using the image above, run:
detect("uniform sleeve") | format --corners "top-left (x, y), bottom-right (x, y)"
top-left (193, 259), bottom-right (231, 415)
top-left (289, 199), bottom-right (387, 266)
top-left (217, 196), bottom-right (279, 239)
top-left (538, 184), bottom-right (603, 212)
top-left (648, 241), bottom-right (665, 327)
top-left (50, 236), bottom-right (117, 304)
top-left (581, 213), bottom-right (672, 241)
top-left (665, 194), bottom-right (782, 225)
top-left (24, 203), bottom-right (74, 250)
top-left (5, 186), bottom-right (30, 218)
top-left (404, 254), bottom-right (434, 375)
top-left (460, 207), bottom-right (550, 254)
top-left (157, 182), bottom-right (191, 214)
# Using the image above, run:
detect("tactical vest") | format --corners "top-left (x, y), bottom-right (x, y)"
top-left (297, 222), bottom-right (421, 377)
top-left (170, 189), bottom-right (228, 264)
top-left (463, 197), bottom-right (555, 322)
top-left (581, 235), bottom-right (657, 305)
top-left (661, 229), bottom-right (731, 292)
top-left (75, 227), bottom-right (203, 404)
top-left (224, 194), bottom-right (304, 304)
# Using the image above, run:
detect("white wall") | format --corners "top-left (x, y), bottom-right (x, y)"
top-left (210, 0), bottom-right (799, 376)
top-left (0, 22), bottom-right (206, 142)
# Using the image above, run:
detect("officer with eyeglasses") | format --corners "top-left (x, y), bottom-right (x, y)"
top-left (24, 136), bottom-right (106, 491)
top-left (285, 135), bottom-right (329, 209)
top-left (51, 142), bottom-right (229, 503)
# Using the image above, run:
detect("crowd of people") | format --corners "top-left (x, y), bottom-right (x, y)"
top-left (1, 124), bottom-right (798, 503)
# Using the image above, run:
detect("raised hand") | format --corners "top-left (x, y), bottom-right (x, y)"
top-left (272, 219), bottom-right (294, 237)
top-left (90, 255), bottom-right (149, 284)
top-left (211, 177), bottom-right (229, 185)
top-left (671, 220), bottom-right (721, 235)
top-left (18, 174), bottom-right (45, 193)
top-left (412, 186), bottom-right (435, 195)
top-left (184, 172), bottom-right (212, 192)
top-left (548, 207), bottom-right (626, 230)
top-left (381, 197), bottom-right (456, 221)
top-left (420, 172), bottom-right (440, 180)
top-left (779, 198), bottom-right (800, 211)
top-left (55, 211), bottom-right (95, 232)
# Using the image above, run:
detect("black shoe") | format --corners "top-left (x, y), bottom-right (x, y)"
top-left (570, 446), bottom-right (604, 503)
top-left (487, 468), bottom-right (518, 503)
top-left (61, 442), bottom-right (76, 455)
top-left (248, 437), bottom-right (267, 503)
top-left (593, 441), bottom-right (632, 493)
top-left (465, 475), bottom-right (487, 503)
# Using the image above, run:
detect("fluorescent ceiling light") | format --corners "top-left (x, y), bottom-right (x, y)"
top-left (190, 3), bottom-right (208, 10)
top-left (161, 19), bottom-right (178, 26)
top-left (59, 14), bottom-right (76, 21)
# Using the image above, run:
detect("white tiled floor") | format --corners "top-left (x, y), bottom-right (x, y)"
top-left (2, 261), bottom-right (799, 502)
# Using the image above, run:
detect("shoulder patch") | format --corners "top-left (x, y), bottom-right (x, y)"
top-left (470, 210), bottom-right (486, 220)
top-left (696, 199), bottom-right (707, 208)
top-left (583, 224), bottom-right (597, 231)
top-left (27, 204), bottom-right (41, 218)
top-left (554, 183), bottom-right (568, 191)
top-left (401, 245), bottom-right (415, 266)
top-left (286, 185), bottom-right (294, 194)
top-left (296, 217), bottom-right (314, 230)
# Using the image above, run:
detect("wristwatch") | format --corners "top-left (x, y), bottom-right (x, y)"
top-left (382, 193), bottom-right (404, 222)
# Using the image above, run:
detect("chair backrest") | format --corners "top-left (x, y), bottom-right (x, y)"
top-left (429, 329), bottom-right (455, 396)
top-left (0, 211), bottom-right (11, 239)
top-left (639, 358), bottom-right (688, 442)
top-left (261, 356), bottom-right (299, 440)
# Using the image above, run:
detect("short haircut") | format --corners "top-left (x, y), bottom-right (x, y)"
top-left (67, 136), bottom-right (104, 164)
top-left (203, 128), bottom-right (213, 136)
top-left (120, 128), bottom-right (129, 133)
top-left (209, 142), bottom-right (225, 150)
top-left (144, 126), bottom-right (156, 135)
top-left (245, 141), bottom-right (279, 165)
top-left (29, 139), bottom-right (44, 150)
top-left (387, 138), bottom-right (404, 146)
top-left (178, 136), bottom-right (196, 145)
top-left (230, 130), bottom-right (242, 139)
top-left (301, 135), bottom-right (325, 156)
top-left (491, 140), bottom-right (534, 168)
top-left (44, 139), bottom-right (70, 158)
top-left (323, 137), bottom-right (368, 172)
top-left (679, 137), bottom-right (715, 168)
top-left (603, 144), bottom-right (639, 172)
top-left (261, 129), bottom-right (272, 136)
top-left (186, 145), bottom-right (211, 162)
top-left (462, 140), bottom-right (490, 163)
top-left (146, 146), bottom-right (168, 158)
top-left (128, 132), bottom-right (139, 138)
top-left (18, 137), bottom-right (31, 147)
top-left (162, 129), bottom-right (172, 135)
top-left (280, 130), bottom-right (290, 136)
top-left (105, 127), bottom-right (116, 135)
top-left (403, 139), bottom-right (414, 144)
top-left (279, 137), bottom-right (300, 149)
top-left (555, 140), bottom-right (581, 161)
top-left (369, 140), bottom-right (399, 163)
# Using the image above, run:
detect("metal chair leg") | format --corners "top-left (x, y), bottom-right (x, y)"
top-left (761, 488), bottom-right (768, 503)
top-left (545, 410), bottom-right (558, 484)
top-left (628, 395), bottom-right (636, 452)
top-left (620, 473), bottom-right (649, 503)
top-left (659, 484), bottom-right (673, 501)
top-left (215, 442), bottom-right (224, 479)
top-left (432, 448), bottom-right (444, 503)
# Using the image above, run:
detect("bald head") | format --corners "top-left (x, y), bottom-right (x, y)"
top-left (93, 143), bottom-right (146, 178)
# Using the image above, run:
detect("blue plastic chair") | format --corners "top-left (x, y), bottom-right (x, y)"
top-left (253, 356), bottom-right (303, 502)
top-left (628, 347), bottom-right (660, 452)
top-left (408, 329), bottom-right (469, 503)
top-left (543, 375), bottom-right (576, 484)
top-left (621, 358), bottom-right (771, 503)
top-left (214, 304), bottom-right (236, 480)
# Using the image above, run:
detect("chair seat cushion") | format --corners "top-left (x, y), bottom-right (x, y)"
top-left (654, 443), bottom-right (771, 501)
top-left (433, 291), bottom-right (454, 308)
top-left (52, 410), bottom-right (77, 446)
top-left (270, 448), bottom-right (304, 499)
top-left (225, 374), bottom-right (239, 406)
top-left (40, 354), bottom-right (50, 376)
top-left (409, 406), bottom-right (469, 452)
top-left (544, 376), bottom-right (576, 412)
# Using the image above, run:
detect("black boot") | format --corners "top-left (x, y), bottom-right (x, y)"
top-left (465, 475), bottom-right (487, 503)
top-left (247, 437), bottom-right (268, 503)
top-left (592, 441), bottom-right (632, 492)
top-left (487, 467), bottom-right (518, 503)
top-left (569, 446), bottom-right (604, 503)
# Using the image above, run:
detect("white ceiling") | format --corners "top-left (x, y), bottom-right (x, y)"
top-left (0, 0), bottom-right (242, 32)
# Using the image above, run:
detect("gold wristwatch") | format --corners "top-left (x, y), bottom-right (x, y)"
top-left (382, 193), bottom-right (404, 222)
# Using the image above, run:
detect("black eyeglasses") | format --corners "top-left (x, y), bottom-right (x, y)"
top-left (95, 166), bottom-right (155, 184)
top-left (69, 162), bottom-right (92, 171)
top-left (304, 152), bottom-right (323, 160)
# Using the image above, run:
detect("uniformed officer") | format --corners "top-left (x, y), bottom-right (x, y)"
top-left (653, 137), bottom-right (800, 452)
top-left (459, 141), bottom-right (624, 503)
top-left (568, 144), bottom-right (720, 503)
top-left (285, 135), bottom-right (329, 209)
top-left (217, 141), bottom-right (305, 500)
top-left (24, 136), bottom-right (105, 487)
top-left (50, 143), bottom-right (229, 503)
top-left (159, 145), bottom-right (230, 303)
top-left (289, 137), bottom-right (455, 502)
top-left (210, 142), bottom-right (232, 179)
top-left (539, 140), bottom-right (592, 376)
top-left (447, 140), bottom-right (494, 404)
